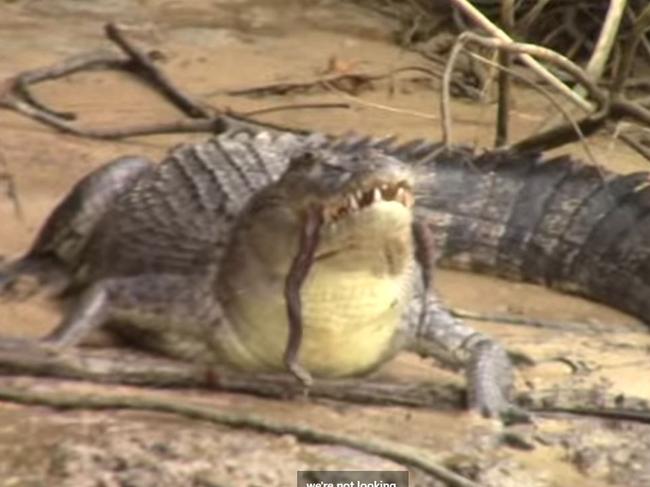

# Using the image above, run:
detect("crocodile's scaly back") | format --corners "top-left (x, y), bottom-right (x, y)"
top-left (77, 132), bottom-right (326, 282)
top-left (413, 149), bottom-right (650, 325)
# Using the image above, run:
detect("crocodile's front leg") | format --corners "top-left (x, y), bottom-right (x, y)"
top-left (403, 287), bottom-right (527, 422)
top-left (44, 274), bottom-right (224, 362)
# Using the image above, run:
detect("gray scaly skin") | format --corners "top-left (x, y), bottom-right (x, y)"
top-left (0, 131), bottom-right (517, 419)
top-left (418, 149), bottom-right (650, 327)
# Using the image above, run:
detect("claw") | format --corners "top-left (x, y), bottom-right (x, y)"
top-left (0, 257), bottom-right (70, 301)
top-left (466, 339), bottom-right (531, 424)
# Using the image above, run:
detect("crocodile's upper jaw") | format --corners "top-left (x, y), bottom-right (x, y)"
top-left (215, 148), bottom-right (417, 377)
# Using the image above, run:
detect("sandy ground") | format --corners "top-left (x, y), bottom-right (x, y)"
top-left (1, 1), bottom-right (650, 486)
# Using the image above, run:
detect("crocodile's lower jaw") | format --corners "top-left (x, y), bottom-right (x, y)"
top-left (216, 200), bottom-right (415, 377)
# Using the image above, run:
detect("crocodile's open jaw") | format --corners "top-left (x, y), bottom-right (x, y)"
top-left (319, 179), bottom-right (414, 224)
top-left (311, 178), bottom-right (414, 267)
top-left (217, 148), bottom-right (417, 377)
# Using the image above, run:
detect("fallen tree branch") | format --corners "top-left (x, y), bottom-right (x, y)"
top-left (0, 341), bottom-right (463, 409)
top-left (0, 23), bottom-right (312, 140)
top-left (0, 383), bottom-right (479, 487)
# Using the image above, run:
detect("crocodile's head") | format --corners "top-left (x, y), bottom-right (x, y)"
top-left (217, 146), bottom-right (418, 377)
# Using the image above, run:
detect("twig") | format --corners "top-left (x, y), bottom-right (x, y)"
top-left (536, 406), bottom-right (650, 424)
top-left (267, 78), bottom-right (488, 127)
top-left (104, 23), bottom-right (213, 118)
top-left (450, 308), bottom-right (643, 334)
top-left (441, 39), bottom-right (464, 148)
top-left (213, 65), bottom-right (445, 99)
top-left (441, 32), bottom-right (604, 152)
top-left (2, 99), bottom-right (227, 139)
top-left (618, 132), bottom-right (650, 161)
top-left (510, 109), bottom-right (609, 155)
top-left (9, 50), bottom-right (127, 84)
top-left (512, 96), bottom-right (650, 161)
top-left (518, 0), bottom-right (554, 33)
top-left (441, 31), bottom-right (612, 154)
top-left (495, 0), bottom-right (514, 147)
top-left (579, 0), bottom-right (627, 93)
top-left (611, 4), bottom-right (650, 95)
top-left (242, 102), bottom-right (350, 117)
top-left (0, 50), bottom-right (129, 117)
top-left (324, 82), bottom-right (438, 121)
top-left (448, 0), bottom-right (593, 112)
top-left (464, 50), bottom-right (600, 164)
top-left (458, 33), bottom-right (608, 106)
top-left (217, 72), bottom-right (381, 97)
top-left (0, 384), bottom-right (480, 487)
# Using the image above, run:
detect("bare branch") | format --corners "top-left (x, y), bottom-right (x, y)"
top-left (495, 0), bottom-right (515, 147)
top-left (582, 0), bottom-right (628, 84)
top-left (448, 0), bottom-right (593, 112)
top-left (441, 31), bottom-right (608, 152)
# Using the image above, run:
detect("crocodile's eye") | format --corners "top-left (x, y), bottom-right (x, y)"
top-left (289, 151), bottom-right (318, 170)
top-left (321, 161), bottom-right (346, 173)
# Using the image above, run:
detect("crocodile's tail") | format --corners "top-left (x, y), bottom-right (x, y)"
top-left (0, 156), bottom-right (153, 299)
top-left (407, 147), bottom-right (650, 326)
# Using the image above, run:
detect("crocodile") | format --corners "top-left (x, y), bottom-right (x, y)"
top-left (0, 130), bottom-right (518, 419)
top-left (4, 127), bottom-right (648, 418)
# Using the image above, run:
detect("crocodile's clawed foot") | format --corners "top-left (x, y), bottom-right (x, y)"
top-left (469, 383), bottom-right (533, 424)
top-left (0, 277), bottom-right (43, 302)
top-left (0, 259), bottom-right (69, 302)
top-left (467, 339), bottom-right (532, 424)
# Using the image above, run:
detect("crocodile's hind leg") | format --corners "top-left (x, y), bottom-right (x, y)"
top-left (0, 156), bottom-right (154, 299)
top-left (44, 273), bottom-right (222, 361)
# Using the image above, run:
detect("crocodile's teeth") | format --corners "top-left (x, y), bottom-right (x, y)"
top-left (348, 194), bottom-right (359, 211)
top-left (403, 191), bottom-right (414, 208)
top-left (323, 206), bottom-right (335, 222)
top-left (355, 190), bottom-right (364, 201)
top-left (396, 187), bottom-right (406, 205)
top-left (372, 188), bottom-right (382, 202)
